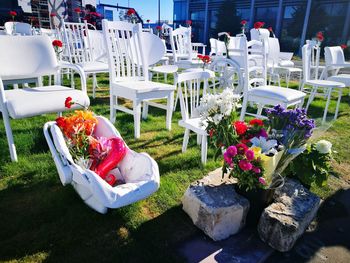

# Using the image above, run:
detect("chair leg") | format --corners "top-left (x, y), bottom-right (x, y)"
top-left (110, 95), bottom-right (117, 123)
top-left (240, 96), bottom-right (248, 121)
top-left (166, 92), bottom-right (174, 130)
top-left (257, 104), bottom-right (263, 116)
top-left (197, 134), bottom-right (202, 145)
top-left (173, 91), bottom-right (179, 112)
top-left (298, 72), bottom-right (302, 90)
top-left (92, 74), bottom-right (97, 99)
top-left (2, 110), bottom-right (17, 162)
top-left (306, 86), bottom-right (317, 112)
top-left (334, 89), bottom-right (342, 120)
top-left (286, 71), bottom-right (291, 88)
top-left (71, 71), bottom-right (75, 89)
top-left (322, 88), bottom-right (332, 125)
top-left (142, 101), bottom-right (149, 120)
top-left (182, 129), bottom-right (190, 153)
top-left (201, 135), bottom-right (208, 165)
top-left (133, 100), bottom-right (142, 139)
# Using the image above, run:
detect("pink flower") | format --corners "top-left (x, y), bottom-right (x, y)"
top-left (259, 177), bottom-right (266, 185)
top-left (245, 150), bottom-right (255, 161)
top-left (238, 159), bottom-right (252, 171)
top-left (223, 152), bottom-right (232, 165)
top-left (253, 166), bottom-right (261, 174)
top-left (227, 145), bottom-right (237, 157)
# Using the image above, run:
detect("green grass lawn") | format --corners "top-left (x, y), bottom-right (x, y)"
top-left (0, 74), bottom-right (349, 262)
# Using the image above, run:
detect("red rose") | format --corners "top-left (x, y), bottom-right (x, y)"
top-left (127, 8), bottom-right (136, 16)
top-left (316, 31), bottom-right (324, 42)
top-left (254, 21), bottom-right (265, 29)
top-left (156, 25), bottom-right (162, 31)
top-left (65, 97), bottom-right (73, 108)
top-left (91, 12), bottom-right (101, 17)
top-left (240, 20), bottom-right (247, 26)
top-left (203, 55), bottom-right (211, 63)
top-left (74, 8), bottom-right (81, 13)
top-left (341, 44), bottom-right (347, 50)
top-left (186, 20), bottom-right (192, 26)
top-left (233, 121), bottom-right (248, 135)
top-left (52, 39), bottom-right (63, 48)
top-left (197, 54), bottom-right (203, 60)
top-left (249, 118), bottom-right (264, 126)
top-left (50, 13), bottom-right (56, 17)
top-left (9, 11), bottom-right (17, 17)
top-left (268, 27), bottom-right (273, 32)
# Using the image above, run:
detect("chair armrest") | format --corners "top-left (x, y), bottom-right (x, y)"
top-left (58, 62), bottom-right (87, 94)
top-left (326, 63), bottom-right (350, 69)
top-left (0, 76), bottom-right (6, 107)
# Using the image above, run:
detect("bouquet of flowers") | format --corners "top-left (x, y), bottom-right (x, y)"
top-left (55, 97), bottom-right (127, 186)
top-left (198, 89), bottom-right (240, 157)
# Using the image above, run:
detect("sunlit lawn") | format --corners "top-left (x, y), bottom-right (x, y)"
top-left (0, 73), bottom-right (349, 262)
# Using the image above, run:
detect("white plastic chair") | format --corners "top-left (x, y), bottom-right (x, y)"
top-left (43, 116), bottom-right (160, 214)
top-left (102, 20), bottom-right (175, 139)
top-left (301, 42), bottom-right (345, 124)
top-left (62, 20), bottom-right (109, 98)
top-left (0, 35), bottom-right (89, 162)
top-left (324, 46), bottom-right (350, 89)
top-left (176, 70), bottom-right (212, 164)
top-left (4, 22), bottom-right (32, 35)
top-left (239, 36), bottom-right (306, 120)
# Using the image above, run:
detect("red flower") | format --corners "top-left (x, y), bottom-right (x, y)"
top-left (197, 54), bottom-right (203, 60)
top-left (202, 55), bottom-right (211, 63)
top-left (156, 25), bottom-right (162, 31)
top-left (341, 44), bottom-right (347, 50)
top-left (74, 8), bottom-right (81, 14)
top-left (126, 8), bottom-right (136, 16)
top-left (65, 97), bottom-right (73, 108)
top-left (50, 13), bottom-right (56, 17)
top-left (9, 11), bottom-right (17, 17)
top-left (240, 20), bottom-right (247, 26)
top-left (209, 128), bottom-right (215, 138)
top-left (90, 12), bottom-right (101, 17)
top-left (236, 143), bottom-right (248, 154)
top-left (52, 39), bottom-right (63, 48)
top-left (254, 21), bottom-right (265, 29)
top-left (55, 116), bottom-right (66, 128)
top-left (268, 27), bottom-right (273, 32)
top-left (186, 20), bottom-right (192, 26)
top-left (238, 159), bottom-right (252, 171)
top-left (316, 31), bottom-right (324, 42)
top-left (249, 118), bottom-right (264, 127)
top-left (233, 121), bottom-right (248, 135)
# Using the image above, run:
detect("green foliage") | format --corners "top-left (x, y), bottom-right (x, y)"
top-left (287, 143), bottom-right (332, 188)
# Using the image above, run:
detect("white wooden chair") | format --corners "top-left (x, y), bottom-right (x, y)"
top-left (176, 70), bottom-right (212, 164)
top-left (0, 35), bottom-right (89, 162)
top-left (4, 22), bottom-right (32, 35)
top-left (239, 36), bottom-right (306, 120)
top-left (44, 116), bottom-right (160, 214)
top-left (102, 20), bottom-right (175, 139)
top-left (209, 38), bottom-right (226, 57)
top-left (301, 42), bottom-right (345, 124)
top-left (62, 20), bottom-right (109, 98)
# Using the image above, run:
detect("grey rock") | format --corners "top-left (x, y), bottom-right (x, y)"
top-left (258, 179), bottom-right (321, 252)
top-left (182, 169), bottom-right (249, 241)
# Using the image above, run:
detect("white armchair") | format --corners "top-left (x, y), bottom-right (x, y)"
top-left (0, 35), bottom-right (89, 162)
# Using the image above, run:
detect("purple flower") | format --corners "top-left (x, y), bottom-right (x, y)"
top-left (223, 151), bottom-right (232, 165)
top-left (253, 166), bottom-right (261, 174)
top-left (227, 145), bottom-right (237, 157)
top-left (245, 150), bottom-right (255, 161)
top-left (258, 128), bottom-right (268, 138)
top-left (258, 177), bottom-right (266, 185)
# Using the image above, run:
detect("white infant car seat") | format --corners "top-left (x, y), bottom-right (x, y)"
top-left (43, 116), bottom-right (160, 214)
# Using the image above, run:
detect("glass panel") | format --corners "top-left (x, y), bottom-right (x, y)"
top-left (174, 0), bottom-right (187, 21)
top-left (255, 7), bottom-right (278, 28)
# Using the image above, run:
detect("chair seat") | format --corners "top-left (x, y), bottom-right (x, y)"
top-left (327, 74), bottom-right (350, 87)
top-left (248, 85), bottom-right (306, 103)
top-left (150, 65), bottom-right (178, 74)
top-left (5, 86), bottom-right (90, 119)
top-left (179, 117), bottom-right (207, 135)
top-left (112, 80), bottom-right (175, 94)
top-left (78, 61), bottom-right (109, 73)
top-left (305, 79), bottom-right (346, 88)
top-left (279, 60), bottom-right (294, 67)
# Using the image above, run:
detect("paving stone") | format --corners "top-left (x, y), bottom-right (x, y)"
top-left (182, 169), bottom-right (249, 241)
top-left (258, 179), bottom-right (321, 252)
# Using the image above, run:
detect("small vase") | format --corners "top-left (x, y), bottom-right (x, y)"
top-left (235, 174), bottom-right (284, 226)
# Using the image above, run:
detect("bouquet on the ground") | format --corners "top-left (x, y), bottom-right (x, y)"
top-left (55, 97), bottom-right (127, 186)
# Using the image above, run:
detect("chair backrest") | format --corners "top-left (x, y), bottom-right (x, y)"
top-left (267, 37), bottom-right (281, 67)
top-left (250, 28), bottom-right (270, 42)
top-left (176, 70), bottom-right (211, 121)
top-left (210, 38), bottom-right (226, 56)
top-left (0, 35), bottom-right (58, 81)
top-left (62, 20), bottom-right (93, 64)
top-left (4, 22), bottom-right (32, 35)
top-left (88, 29), bottom-right (107, 63)
top-left (325, 46), bottom-right (346, 68)
top-left (169, 26), bottom-right (192, 62)
top-left (102, 20), bottom-right (147, 83)
top-left (302, 40), bottom-right (320, 81)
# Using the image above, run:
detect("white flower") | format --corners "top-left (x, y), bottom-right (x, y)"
top-left (213, 114), bottom-right (223, 125)
top-left (251, 137), bottom-right (278, 154)
top-left (315, 140), bottom-right (332, 154)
